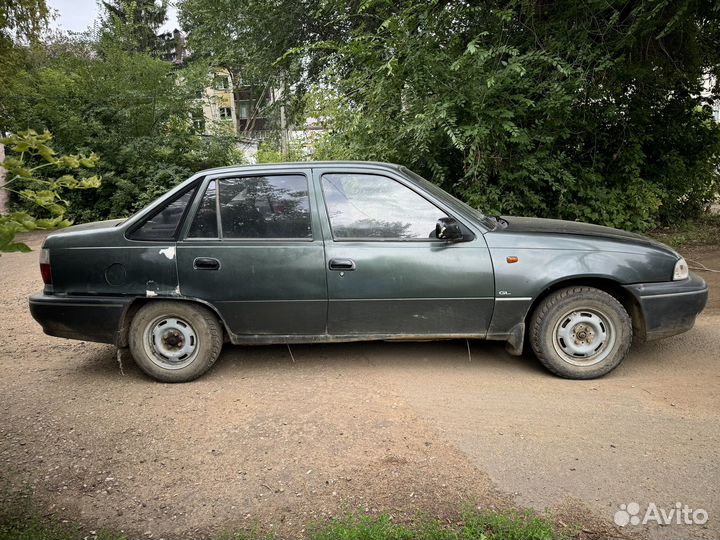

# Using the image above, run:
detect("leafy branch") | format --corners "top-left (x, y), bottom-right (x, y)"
top-left (0, 130), bottom-right (101, 252)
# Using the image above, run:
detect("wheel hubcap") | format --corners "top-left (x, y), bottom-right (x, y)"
top-left (144, 316), bottom-right (198, 369)
top-left (553, 309), bottom-right (615, 366)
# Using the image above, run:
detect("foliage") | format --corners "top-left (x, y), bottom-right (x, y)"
top-left (0, 0), bottom-right (49, 101)
top-left (99, 0), bottom-right (168, 54)
top-left (0, 0), bottom-right (48, 45)
top-left (177, 0), bottom-right (307, 86)
top-left (177, 0), bottom-right (323, 138)
top-left (273, 0), bottom-right (720, 231)
top-left (0, 35), bottom-right (242, 223)
top-left (256, 135), bottom-right (313, 163)
top-left (4, 0), bottom-right (720, 233)
top-left (0, 130), bottom-right (100, 252)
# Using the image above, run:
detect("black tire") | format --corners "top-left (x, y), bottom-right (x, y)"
top-left (128, 301), bottom-right (223, 383)
top-left (529, 286), bottom-right (632, 379)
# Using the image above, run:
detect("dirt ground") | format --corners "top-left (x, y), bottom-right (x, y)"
top-left (1, 232), bottom-right (719, 539)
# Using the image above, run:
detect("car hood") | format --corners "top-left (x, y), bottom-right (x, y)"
top-left (499, 216), bottom-right (679, 255)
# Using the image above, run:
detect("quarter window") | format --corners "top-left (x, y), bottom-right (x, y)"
top-left (321, 173), bottom-right (447, 240)
top-left (129, 189), bottom-right (195, 241)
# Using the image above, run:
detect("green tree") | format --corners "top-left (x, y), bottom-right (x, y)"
top-left (99, 0), bottom-right (168, 54)
top-left (0, 35), bottom-right (242, 222)
top-left (250, 0), bottom-right (720, 230)
top-left (180, 0), bottom-right (720, 229)
top-left (178, 0), bottom-right (324, 138)
top-left (0, 130), bottom-right (100, 252)
top-left (0, 0), bottom-right (48, 45)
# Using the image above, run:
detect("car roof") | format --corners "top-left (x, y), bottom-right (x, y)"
top-left (197, 160), bottom-right (405, 176)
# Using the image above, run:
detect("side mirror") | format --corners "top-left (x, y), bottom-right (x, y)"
top-left (435, 217), bottom-right (463, 242)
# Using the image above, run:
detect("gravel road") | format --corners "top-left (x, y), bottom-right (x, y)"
top-left (1, 232), bottom-right (718, 539)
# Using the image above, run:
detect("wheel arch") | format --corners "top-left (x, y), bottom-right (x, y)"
top-left (116, 296), bottom-right (231, 347)
top-left (524, 276), bottom-right (646, 340)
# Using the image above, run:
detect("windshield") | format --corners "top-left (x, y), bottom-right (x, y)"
top-left (401, 167), bottom-right (495, 229)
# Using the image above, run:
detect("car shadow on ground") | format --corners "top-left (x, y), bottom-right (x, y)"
top-left (73, 338), bottom-right (554, 383)
top-left (72, 314), bottom-right (717, 384)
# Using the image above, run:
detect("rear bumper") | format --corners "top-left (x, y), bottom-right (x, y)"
top-left (623, 273), bottom-right (708, 341)
top-left (29, 294), bottom-right (132, 345)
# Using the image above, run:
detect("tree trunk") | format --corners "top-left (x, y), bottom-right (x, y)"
top-left (280, 100), bottom-right (289, 158)
top-left (228, 69), bottom-right (242, 138)
top-left (0, 143), bottom-right (8, 215)
top-left (279, 74), bottom-right (289, 158)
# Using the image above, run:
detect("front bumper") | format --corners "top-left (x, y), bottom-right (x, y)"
top-left (623, 272), bottom-right (708, 341)
top-left (29, 294), bottom-right (132, 345)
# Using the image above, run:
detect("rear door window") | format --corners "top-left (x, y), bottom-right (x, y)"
top-left (187, 180), bottom-right (218, 238)
top-left (186, 174), bottom-right (312, 240)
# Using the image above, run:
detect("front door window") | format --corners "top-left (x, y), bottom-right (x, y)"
top-left (321, 173), bottom-right (446, 240)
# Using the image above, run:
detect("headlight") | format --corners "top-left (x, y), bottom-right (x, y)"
top-left (673, 257), bottom-right (689, 280)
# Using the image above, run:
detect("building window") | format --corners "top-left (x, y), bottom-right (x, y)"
top-left (192, 115), bottom-right (205, 132)
top-left (219, 107), bottom-right (233, 120)
top-left (238, 100), bottom-right (253, 119)
top-left (214, 76), bottom-right (230, 90)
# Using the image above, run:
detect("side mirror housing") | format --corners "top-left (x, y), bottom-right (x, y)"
top-left (435, 217), bottom-right (463, 242)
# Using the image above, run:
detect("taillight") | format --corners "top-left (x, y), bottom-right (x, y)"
top-left (39, 248), bottom-right (52, 285)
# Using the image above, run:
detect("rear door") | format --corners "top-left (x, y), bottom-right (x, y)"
top-left (314, 167), bottom-right (495, 336)
top-left (176, 168), bottom-right (327, 337)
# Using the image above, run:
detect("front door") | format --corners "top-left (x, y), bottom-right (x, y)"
top-left (315, 169), bottom-right (495, 336)
top-left (176, 169), bottom-right (327, 337)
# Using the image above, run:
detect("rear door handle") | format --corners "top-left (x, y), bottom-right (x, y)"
top-left (328, 258), bottom-right (356, 271)
top-left (193, 257), bottom-right (221, 270)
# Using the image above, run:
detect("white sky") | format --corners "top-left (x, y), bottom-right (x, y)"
top-left (46, 0), bottom-right (180, 33)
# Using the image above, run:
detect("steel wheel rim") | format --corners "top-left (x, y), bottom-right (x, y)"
top-left (552, 308), bottom-right (616, 367)
top-left (143, 315), bottom-right (198, 370)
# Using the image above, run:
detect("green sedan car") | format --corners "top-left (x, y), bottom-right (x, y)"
top-left (29, 161), bottom-right (708, 382)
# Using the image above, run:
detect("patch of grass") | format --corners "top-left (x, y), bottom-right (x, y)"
top-left (310, 512), bottom-right (415, 540)
top-left (458, 507), bottom-right (558, 540)
top-left (648, 214), bottom-right (720, 249)
top-left (0, 503), bottom-right (570, 540)
top-left (0, 500), bottom-right (126, 540)
top-left (308, 506), bottom-right (564, 540)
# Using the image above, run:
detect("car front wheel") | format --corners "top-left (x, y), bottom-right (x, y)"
top-left (529, 286), bottom-right (632, 379)
top-left (128, 301), bottom-right (223, 383)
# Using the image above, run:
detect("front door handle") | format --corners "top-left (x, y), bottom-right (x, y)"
top-left (328, 258), bottom-right (356, 271)
top-left (193, 257), bottom-right (221, 270)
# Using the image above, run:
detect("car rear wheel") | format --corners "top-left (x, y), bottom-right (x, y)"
top-left (129, 301), bottom-right (223, 383)
top-left (529, 286), bottom-right (632, 379)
